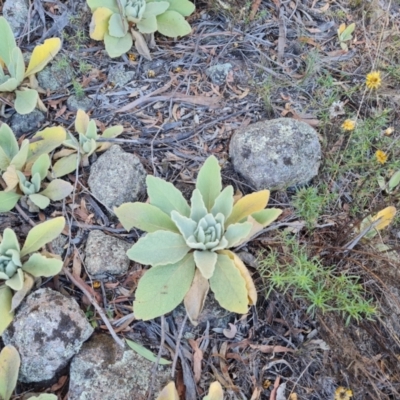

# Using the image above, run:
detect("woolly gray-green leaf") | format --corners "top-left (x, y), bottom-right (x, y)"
top-left (127, 231), bottom-right (190, 266)
top-left (14, 89), bottom-right (38, 115)
top-left (108, 13), bottom-right (129, 38)
top-left (142, 1), bottom-right (170, 18)
top-left (195, 155), bottom-right (221, 211)
top-left (190, 189), bottom-right (208, 222)
top-left (0, 286), bottom-right (14, 335)
top-left (39, 179), bottom-right (73, 201)
top-left (52, 153), bottom-right (79, 178)
top-left (22, 253), bottom-right (63, 278)
top-left (31, 153), bottom-right (50, 181)
top-left (193, 250), bottom-right (217, 279)
top-left (0, 78), bottom-right (18, 92)
top-left (170, 210), bottom-right (197, 240)
top-left (136, 15), bottom-right (158, 34)
top-left (8, 48), bottom-right (24, 83)
top-left (251, 208), bottom-right (282, 226)
top-left (167, 0), bottom-right (195, 16)
top-left (104, 32), bottom-right (133, 58)
top-left (5, 268), bottom-right (24, 291)
top-left (211, 185), bottom-right (233, 219)
top-left (133, 253), bottom-right (195, 320)
top-left (156, 11), bottom-right (192, 37)
top-left (0, 17), bottom-right (17, 65)
top-left (0, 124), bottom-right (18, 170)
top-left (224, 222), bottom-right (252, 248)
top-left (29, 193), bottom-right (50, 209)
top-left (147, 175), bottom-right (190, 217)
top-left (87, 0), bottom-right (119, 13)
top-left (0, 344), bottom-right (20, 400)
top-left (115, 202), bottom-right (179, 233)
top-left (0, 191), bottom-right (21, 212)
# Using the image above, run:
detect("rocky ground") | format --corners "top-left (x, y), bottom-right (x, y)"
top-left (1, 0), bottom-right (400, 399)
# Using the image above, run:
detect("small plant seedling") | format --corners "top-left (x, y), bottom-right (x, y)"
top-left (87, 0), bottom-right (195, 59)
top-left (115, 156), bottom-right (282, 324)
top-left (52, 109), bottom-right (124, 177)
top-left (0, 17), bottom-right (61, 115)
top-left (337, 23), bottom-right (355, 51)
top-left (0, 217), bottom-right (66, 334)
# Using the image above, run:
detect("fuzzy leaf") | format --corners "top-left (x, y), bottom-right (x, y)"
top-left (6, 268), bottom-right (24, 291)
top-left (211, 185), bottom-right (234, 219)
top-left (0, 344), bottom-right (20, 400)
top-left (0, 286), bottom-right (14, 335)
top-left (87, 0), bottom-right (119, 13)
top-left (114, 202), bottom-right (179, 233)
top-left (30, 395), bottom-right (58, 400)
top-left (9, 140), bottom-right (29, 171)
top-left (125, 339), bottom-right (171, 365)
top-left (0, 191), bottom-right (21, 212)
top-left (136, 15), bottom-right (158, 34)
top-left (22, 252), bottom-right (62, 277)
top-left (89, 7), bottom-right (113, 40)
top-left (224, 222), bottom-right (252, 248)
top-left (20, 217), bottom-right (65, 257)
top-left (131, 29), bottom-right (152, 60)
top-left (134, 253), bottom-right (195, 320)
top-left (75, 109), bottom-right (90, 134)
top-left (97, 125), bottom-right (123, 151)
top-left (108, 13), bottom-right (129, 37)
top-left (170, 211), bottom-right (197, 240)
top-left (143, 1), bottom-right (170, 17)
top-left (195, 156), bottom-right (221, 211)
top-left (252, 208), bottom-right (282, 226)
top-left (52, 153), bottom-right (79, 178)
top-left (24, 38), bottom-right (62, 78)
top-left (104, 32), bottom-right (133, 58)
top-left (203, 382), bottom-right (224, 400)
top-left (0, 124), bottom-right (18, 170)
top-left (220, 250), bottom-right (257, 305)
top-left (0, 17), bottom-right (17, 66)
top-left (31, 153), bottom-right (50, 181)
top-left (14, 89), bottom-right (38, 115)
top-left (184, 268), bottom-right (209, 325)
top-left (388, 171), bottom-right (400, 192)
top-left (190, 189), bottom-right (208, 222)
top-left (2, 166), bottom-right (19, 192)
top-left (0, 228), bottom-right (20, 253)
top-left (29, 193), bottom-right (51, 209)
top-left (156, 11), bottom-right (192, 37)
top-left (10, 272), bottom-right (35, 312)
top-left (209, 254), bottom-right (248, 313)
top-left (127, 231), bottom-right (190, 266)
top-left (167, 0), bottom-right (195, 16)
top-left (193, 250), bottom-right (217, 279)
top-left (156, 382), bottom-right (179, 400)
top-left (8, 48), bottom-right (24, 83)
top-left (147, 175), bottom-right (190, 217)
top-left (39, 179), bottom-right (73, 201)
top-left (226, 190), bottom-right (270, 226)
top-left (0, 78), bottom-right (19, 92)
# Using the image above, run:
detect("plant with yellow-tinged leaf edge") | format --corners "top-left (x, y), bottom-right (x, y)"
top-left (52, 109), bottom-right (123, 178)
top-left (0, 217), bottom-right (66, 335)
top-left (87, 0), bottom-right (195, 59)
top-left (156, 380), bottom-right (223, 400)
top-left (115, 156), bottom-right (282, 324)
top-left (358, 206), bottom-right (396, 240)
top-left (0, 17), bottom-right (61, 115)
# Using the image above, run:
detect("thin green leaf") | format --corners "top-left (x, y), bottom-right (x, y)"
top-left (126, 339), bottom-right (171, 365)
top-left (0, 345), bottom-right (20, 400)
top-left (195, 156), bottom-right (221, 211)
top-left (389, 170), bottom-right (400, 192)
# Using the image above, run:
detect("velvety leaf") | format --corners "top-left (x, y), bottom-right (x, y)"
top-left (0, 17), bottom-right (17, 65)
top-left (108, 13), bottom-right (129, 37)
top-left (31, 153), bottom-right (50, 180)
top-left (167, 0), bottom-right (195, 16)
top-left (104, 32), bottom-right (133, 58)
top-left (0, 191), bottom-right (21, 212)
top-left (0, 344), bottom-right (20, 400)
top-left (51, 153), bottom-right (79, 178)
top-left (156, 11), bottom-right (192, 37)
top-left (224, 222), bottom-right (252, 248)
top-left (10, 272), bottom-right (35, 312)
top-left (134, 253), bottom-right (195, 320)
top-left (30, 395), bottom-right (58, 400)
top-left (193, 250), bottom-right (217, 279)
top-left (0, 228), bottom-right (20, 253)
top-left (9, 48), bottom-right (24, 83)
top-left (190, 189), bottom-right (208, 222)
top-left (170, 211), bottom-right (197, 240)
top-left (252, 208), bottom-right (282, 226)
top-left (127, 231), bottom-right (190, 266)
top-left (0, 286), bottom-right (14, 335)
top-left (147, 175), bottom-right (190, 217)
top-left (20, 216), bottom-right (65, 257)
top-left (10, 140), bottom-right (29, 171)
top-left (114, 202), bottom-right (179, 233)
top-left (75, 109), bottom-right (90, 134)
top-left (136, 15), bottom-right (158, 34)
top-left (195, 156), bottom-right (221, 211)
top-left (143, 1), bottom-right (170, 17)
top-left (89, 7), bottom-right (113, 40)
top-left (209, 254), bottom-right (248, 313)
top-left (211, 185), bottom-right (233, 219)
top-left (126, 339), bottom-right (171, 364)
top-left (97, 125), bottom-right (123, 151)
top-left (24, 38), bottom-right (62, 77)
top-left (39, 179), bottom-right (73, 201)
top-left (14, 89), bottom-right (38, 115)
top-left (2, 166), bottom-right (19, 192)
top-left (184, 268), bottom-right (209, 326)
top-left (226, 190), bottom-right (270, 226)
top-left (87, 0), bottom-right (119, 13)
top-left (203, 382), bottom-right (224, 400)
top-left (131, 29), bottom-right (152, 60)
top-left (6, 268), bottom-right (24, 291)
top-left (29, 193), bottom-right (50, 209)
top-left (0, 78), bottom-right (19, 92)
top-left (156, 382), bottom-right (179, 400)
top-left (22, 252), bottom-right (63, 277)
top-left (0, 123), bottom-right (18, 169)
top-left (220, 250), bottom-right (257, 305)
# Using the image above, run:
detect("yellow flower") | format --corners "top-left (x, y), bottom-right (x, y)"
top-left (334, 386), bottom-right (353, 400)
top-left (366, 71), bottom-right (382, 89)
top-left (375, 150), bottom-right (388, 164)
top-left (342, 119), bottom-right (356, 131)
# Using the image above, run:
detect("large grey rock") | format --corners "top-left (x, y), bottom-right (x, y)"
top-left (229, 118), bottom-right (321, 190)
top-left (37, 58), bottom-right (74, 92)
top-left (10, 110), bottom-right (45, 137)
top-left (69, 334), bottom-right (170, 400)
top-left (85, 230), bottom-right (130, 278)
top-left (2, 288), bottom-right (93, 383)
top-left (3, 0), bottom-right (29, 37)
top-left (88, 145), bottom-right (146, 209)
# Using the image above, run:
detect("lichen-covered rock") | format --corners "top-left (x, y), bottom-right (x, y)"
top-left (108, 64), bottom-right (135, 87)
top-left (206, 63), bottom-right (232, 85)
top-left (10, 110), bottom-right (45, 137)
top-left (69, 334), bottom-right (170, 400)
top-left (88, 145), bottom-right (147, 209)
top-left (3, 0), bottom-right (29, 37)
top-left (37, 58), bottom-right (74, 92)
top-left (66, 95), bottom-right (92, 112)
top-left (229, 118), bottom-right (321, 190)
top-left (85, 230), bottom-right (130, 278)
top-left (2, 288), bottom-right (93, 383)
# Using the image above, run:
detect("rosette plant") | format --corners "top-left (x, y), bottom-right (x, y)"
top-left (87, 0), bottom-right (195, 59)
top-left (52, 109), bottom-right (123, 178)
top-left (0, 17), bottom-right (61, 115)
top-left (0, 217), bottom-right (66, 335)
top-left (115, 156), bottom-right (282, 324)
